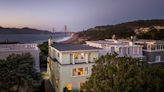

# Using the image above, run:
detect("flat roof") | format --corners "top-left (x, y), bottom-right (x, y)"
top-left (86, 40), bottom-right (129, 45)
top-left (0, 44), bottom-right (39, 51)
top-left (51, 43), bottom-right (100, 51)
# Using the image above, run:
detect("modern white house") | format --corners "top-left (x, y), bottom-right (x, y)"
top-left (134, 40), bottom-right (164, 63)
top-left (0, 43), bottom-right (40, 72)
top-left (47, 38), bottom-right (100, 92)
top-left (86, 39), bottom-right (144, 58)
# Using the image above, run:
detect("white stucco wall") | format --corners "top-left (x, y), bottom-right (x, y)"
top-left (59, 63), bottom-right (94, 92)
top-left (0, 50), bottom-right (40, 72)
top-left (48, 49), bottom-right (99, 92)
top-left (61, 53), bottom-right (70, 64)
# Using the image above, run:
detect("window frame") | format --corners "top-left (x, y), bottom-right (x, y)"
top-left (72, 68), bottom-right (77, 76)
top-left (80, 53), bottom-right (85, 60)
top-left (155, 55), bottom-right (161, 62)
top-left (74, 52), bottom-right (79, 60)
top-left (84, 67), bottom-right (89, 75)
top-left (77, 68), bottom-right (84, 76)
top-left (72, 67), bottom-right (90, 77)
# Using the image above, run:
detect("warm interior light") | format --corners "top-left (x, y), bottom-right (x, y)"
top-left (78, 68), bottom-right (83, 76)
top-left (84, 67), bottom-right (88, 75)
top-left (74, 53), bottom-right (78, 59)
top-left (81, 53), bottom-right (85, 59)
top-left (73, 68), bottom-right (76, 76)
top-left (66, 83), bottom-right (72, 90)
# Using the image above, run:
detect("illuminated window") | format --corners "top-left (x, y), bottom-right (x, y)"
top-left (78, 68), bottom-right (84, 76)
top-left (66, 83), bottom-right (72, 90)
top-left (80, 53), bottom-right (85, 59)
top-left (72, 67), bottom-right (89, 77)
top-left (72, 68), bottom-right (76, 76)
top-left (74, 53), bottom-right (78, 59)
top-left (84, 67), bottom-right (88, 75)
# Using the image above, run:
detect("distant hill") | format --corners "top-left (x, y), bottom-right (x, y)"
top-left (65, 19), bottom-right (164, 44)
top-left (0, 27), bottom-right (52, 34)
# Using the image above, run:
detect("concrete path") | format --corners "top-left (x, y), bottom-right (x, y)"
top-left (44, 79), bottom-right (55, 92)
top-left (41, 68), bottom-right (55, 92)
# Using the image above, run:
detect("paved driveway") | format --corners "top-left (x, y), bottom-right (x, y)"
top-left (44, 79), bottom-right (55, 92)
top-left (41, 68), bottom-right (55, 92)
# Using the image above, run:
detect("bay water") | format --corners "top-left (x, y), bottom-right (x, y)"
top-left (0, 34), bottom-right (71, 44)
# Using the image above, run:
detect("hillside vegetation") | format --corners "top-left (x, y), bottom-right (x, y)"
top-left (0, 27), bottom-right (52, 34)
top-left (70, 19), bottom-right (164, 43)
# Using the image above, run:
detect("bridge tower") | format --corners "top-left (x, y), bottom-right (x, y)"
top-left (52, 27), bottom-right (55, 34)
top-left (64, 25), bottom-right (67, 36)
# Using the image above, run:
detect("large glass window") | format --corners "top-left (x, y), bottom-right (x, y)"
top-left (73, 67), bottom-right (89, 77)
top-left (74, 53), bottom-right (78, 59)
top-left (80, 53), bottom-right (85, 59)
top-left (72, 68), bottom-right (76, 76)
top-left (155, 56), bottom-right (161, 62)
top-left (78, 68), bottom-right (84, 76)
top-left (84, 67), bottom-right (88, 75)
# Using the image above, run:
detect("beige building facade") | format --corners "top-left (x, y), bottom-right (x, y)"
top-left (47, 39), bottom-right (100, 92)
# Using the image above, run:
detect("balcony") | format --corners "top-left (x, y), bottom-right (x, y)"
top-left (74, 59), bottom-right (87, 64)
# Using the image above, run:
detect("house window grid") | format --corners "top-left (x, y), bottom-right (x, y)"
top-left (74, 53), bottom-right (86, 60)
top-left (72, 67), bottom-right (90, 77)
top-left (72, 68), bottom-right (76, 76)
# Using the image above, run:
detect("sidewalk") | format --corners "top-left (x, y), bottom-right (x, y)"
top-left (44, 79), bottom-right (55, 92)
top-left (41, 69), bottom-right (55, 92)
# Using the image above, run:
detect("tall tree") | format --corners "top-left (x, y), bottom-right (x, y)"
top-left (84, 54), bottom-right (161, 92)
top-left (38, 41), bottom-right (48, 67)
top-left (0, 53), bottom-right (37, 92)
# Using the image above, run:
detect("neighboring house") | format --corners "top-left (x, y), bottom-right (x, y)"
top-left (0, 43), bottom-right (40, 72)
top-left (47, 38), bottom-right (100, 92)
top-left (86, 39), bottom-right (144, 59)
top-left (134, 26), bottom-right (164, 34)
top-left (134, 40), bottom-right (164, 63)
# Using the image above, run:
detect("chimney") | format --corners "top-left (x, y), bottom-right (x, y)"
top-left (48, 37), bottom-right (53, 46)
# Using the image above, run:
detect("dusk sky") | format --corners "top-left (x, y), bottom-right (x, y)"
top-left (0, 0), bottom-right (164, 32)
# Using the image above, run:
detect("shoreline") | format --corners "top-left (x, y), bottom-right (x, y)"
top-left (60, 33), bottom-right (79, 44)
top-left (60, 33), bottom-right (89, 44)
